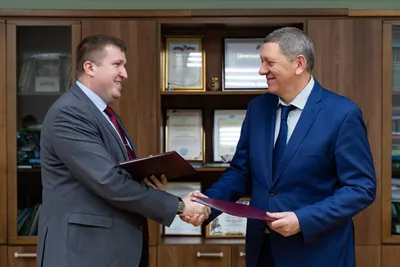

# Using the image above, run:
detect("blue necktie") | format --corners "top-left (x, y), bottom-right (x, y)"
top-left (272, 104), bottom-right (296, 178)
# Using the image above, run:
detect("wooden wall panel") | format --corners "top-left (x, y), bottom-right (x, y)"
top-left (307, 19), bottom-right (383, 245)
top-left (0, 21), bottom-right (6, 245)
top-left (81, 19), bottom-right (160, 246)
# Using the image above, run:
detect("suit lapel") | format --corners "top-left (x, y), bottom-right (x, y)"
top-left (266, 96), bottom-right (278, 186)
top-left (272, 81), bottom-right (323, 185)
top-left (70, 84), bottom-right (129, 160)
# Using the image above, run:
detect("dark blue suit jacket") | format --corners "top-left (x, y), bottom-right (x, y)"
top-left (204, 79), bottom-right (376, 267)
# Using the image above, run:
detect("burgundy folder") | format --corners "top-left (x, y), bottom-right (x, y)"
top-left (118, 151), bottom-right (197, 181)
top-left (194, 197), bottom-right (276, 222)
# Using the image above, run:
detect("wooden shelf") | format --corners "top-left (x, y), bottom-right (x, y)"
top-left (17, 167), bottom-right (40, 173)
top-left (16, 165), bottom-right (227, 172)
top-left (196, 167), bottom-right (227, 172)
top-left (161, 90), bottom-right (268, 96)
top-left (383, 235), bottom-right (400, 244)
top-left (393, 168), bottom-right (400, 177)
top-left (8, 236), bottom-right (37, 245)
top-left (17, 92), bottom-right (63, 96)
top-left (160, 236), bottom-right (245, 245)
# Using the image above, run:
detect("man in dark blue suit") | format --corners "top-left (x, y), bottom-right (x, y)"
top-left (184, 27), bottom-right (376, 267)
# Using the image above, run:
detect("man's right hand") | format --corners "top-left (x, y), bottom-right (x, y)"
top-left (180, 190), bottom-right (211, 226)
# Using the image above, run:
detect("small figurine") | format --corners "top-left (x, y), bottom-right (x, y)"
top-left (167, 82), bottom-right (173, 91)
top-left (208, 77), bottom-right (220, 91)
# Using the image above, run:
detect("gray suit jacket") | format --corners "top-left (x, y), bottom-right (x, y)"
top-left (36, 83), bottom-right (179, 267)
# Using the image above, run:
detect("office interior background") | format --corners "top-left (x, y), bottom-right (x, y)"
top-left (0, 0), bottom-right (399, 266)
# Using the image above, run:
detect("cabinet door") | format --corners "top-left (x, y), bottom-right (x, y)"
top-left (381, 22), bottom-right (400, 244)
top-left (382, 245), bottom-right (400, 267)
top-left (6, 20), bottom-right (81, 245)
top-left (307, 19), bottom-right (382, 245)
top-left (0, 20), bottom-right (6, 245)
top-left (355, 246), bottom-right (381, 267)
top-left (8, 246), bottom-right (37, 267)
top-left (232, 245), bottom-right (246, 267)
top-left (150, 246), bottom-right (157, 267)
top-left (158, 245), bottom-right (231, 267)
top-left (0, 246), bottom-right (7, 267)
top-left (81, 19), bottom-right (160, 246)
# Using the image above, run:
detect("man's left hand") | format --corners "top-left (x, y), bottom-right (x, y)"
top-left (267, 211), bottom-right (301, 237)
top-left (143, 174), bottom-right (167, 191)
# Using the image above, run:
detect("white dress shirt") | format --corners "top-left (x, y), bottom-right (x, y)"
top-left (273, 77), bottom-right (315, 146)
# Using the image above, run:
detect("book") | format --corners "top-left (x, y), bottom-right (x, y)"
top-left (118, 151), bottom-right (197, 181)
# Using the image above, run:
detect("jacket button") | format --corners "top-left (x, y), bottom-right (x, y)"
top-left (269, 191), bottom-right (275, 197)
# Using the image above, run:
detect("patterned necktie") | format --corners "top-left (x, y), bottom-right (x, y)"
top-left (104, 106), bottom-right (136, 160)
top-left (272, 104), bottom-right (296, 178)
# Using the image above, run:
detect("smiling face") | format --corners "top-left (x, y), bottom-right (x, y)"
top-left (258, 42), bottom-right (301, 97)
top-left (83, 45), bottom-right (128, 103)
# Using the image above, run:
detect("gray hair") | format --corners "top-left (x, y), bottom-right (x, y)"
top-left (264, 27), bottom-right (314, 73)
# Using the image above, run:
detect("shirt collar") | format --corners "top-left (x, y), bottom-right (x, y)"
top-left (277, 76), bottom-right (314, 110)
top-left (76, 80), bottom-right (107, 112)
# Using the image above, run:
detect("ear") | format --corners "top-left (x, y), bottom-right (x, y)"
top-left (294, 55), bottom-right (307, 75)
top-left (83, 61), bottom-right (96, 77)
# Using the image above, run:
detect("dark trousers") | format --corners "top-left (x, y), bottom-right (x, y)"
top-left (256, 234), bottom-right (275, 267)
top-left (138, 238), bottom-right (149, 267)
top-left (139, 220), bottom-right (149, 267)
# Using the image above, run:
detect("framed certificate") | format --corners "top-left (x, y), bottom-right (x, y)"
top-left (165, 109), bottom-right (204, 162)
top-left (213, 109), bottom-right (246, 162)
top-left (163, 182), bottom-right (202, 236)
top-left (223, 38), bottom-right (267, 90)
top-left (205, 198), bottom-right (250, 238)
top-left (163, 36), bottom-right (206, 91)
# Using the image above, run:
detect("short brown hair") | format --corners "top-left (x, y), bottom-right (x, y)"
top-left (76, 34), bottom-right (127, 77)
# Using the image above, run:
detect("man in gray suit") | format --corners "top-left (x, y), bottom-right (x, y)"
top-left (36, 34), bottom-right (209, 267)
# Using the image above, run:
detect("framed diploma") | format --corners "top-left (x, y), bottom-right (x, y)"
top-left (213, 109), bottom-right (246, 162)
top-left (163, 36), bottom-right (206, 91)
top-left (205, 198), bottom-right (250, 238)
top-left (163, 182), bottom-right (202, 236)
top-left (165, 109), bottom-right (204, 162)
top-left (223, 38), bottom-right (267, 91)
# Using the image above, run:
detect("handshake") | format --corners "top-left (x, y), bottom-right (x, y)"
top-left (178, 191), bottom-right (211, 227)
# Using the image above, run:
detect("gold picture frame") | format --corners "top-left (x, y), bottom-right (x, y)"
top-left (164, 109), bottom-right (205, 162)
top-left (162, 36), bottom-right (206, 92)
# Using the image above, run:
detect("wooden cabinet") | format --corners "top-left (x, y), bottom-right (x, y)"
top-left (1, 246), bottom-right (7, 267)
top-left (5, 20), bottom-right (80, 245)
top-left (158, 245), bottom-right (231, 267)
top-left (0, 8), bottom-right (395, 267)
top-left (7, 246), bottom-right (36, 267)
top-left (382, 21), bottom-right (400, 244)
top-left (150, 246), bottom-right (157, 267)
top-left (231, 245), bottom-right (246, 267)
top-left (0, 20), bottom-right (6, 246)
top-left (382, 245), bottom-right (400, 267)
top-left (355, 246), bottom-right (381, 267)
